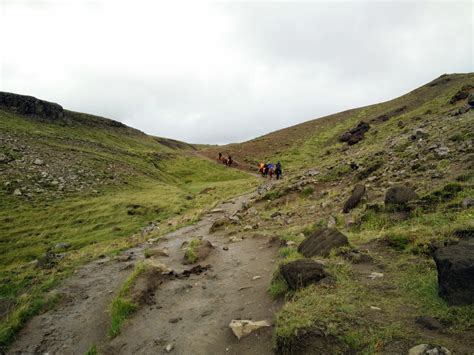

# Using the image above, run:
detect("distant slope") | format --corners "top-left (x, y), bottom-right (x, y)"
top-left (202, 73), bottom-right (474, 173)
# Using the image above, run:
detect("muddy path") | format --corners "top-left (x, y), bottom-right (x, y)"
top-left (9, 193), bottom-right (280, 355)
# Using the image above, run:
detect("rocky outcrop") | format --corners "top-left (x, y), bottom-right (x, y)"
top-left (384, 185), bottom-right (418, 207)
top-left (298, 228), bottom-right (349, 257)
top-left (342, 184), bottom-right (365, 213)
top-left (433, 242), bottom-right (474, 305)
top-left (372, 105), bottom-right (407, 122)
top-left (0, 92), bottom-right (64, 120)
top-left (280, 259), bottom-right (328, 289)
top-left (449, 84), bottom-right (473, 104)
top-left (339, 121), bottom-right (370, 145)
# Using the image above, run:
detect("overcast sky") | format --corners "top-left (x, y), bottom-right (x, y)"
top-left (1, 1), bottom-right (472, 144)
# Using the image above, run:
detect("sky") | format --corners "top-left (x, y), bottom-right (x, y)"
top-left (1, 1), bottom-right (473, 144)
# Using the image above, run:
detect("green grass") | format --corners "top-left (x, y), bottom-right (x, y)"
top-left (184, 238), bottom-right (202, 263)
top-left (85, 344), bottom-right (98, 355)
top-left (108, 263), bottom-right (146, 338)
top-left (0, 109), bottom-right (257, 350)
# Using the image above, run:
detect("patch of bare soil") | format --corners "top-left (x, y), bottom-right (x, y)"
top-left (9, 193), bottom-right (280, 355)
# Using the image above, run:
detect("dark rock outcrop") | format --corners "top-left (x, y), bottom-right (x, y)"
top-left (384, 185), bottom-right (418, 206)
top-left (298, 228), bottom-right (349, 257)
top-left (343, 184), bottom-right (365, 213)
top-left (373, 106), bottom-right (407, 122)
top-left (449, 84), bottom-right (474, 104)
top-left (0, 91), bottom-right (64, 119)
top-left (279, 259), bottom-right (327, 290)
top-left (433, 242), bottom-right (474, 305)
top-left (339, 121), bottom-right (370, 145)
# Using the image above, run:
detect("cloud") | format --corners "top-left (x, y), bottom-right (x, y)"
top-left (1, 1), bottom-right (472, 144)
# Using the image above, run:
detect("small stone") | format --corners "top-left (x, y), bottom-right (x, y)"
top-left (252, 275), bottom-right (261, 280)
top-left (229, 236), bottom-right (243, 243)
top-left (33, 158), bottom-right (44, 165)
top-left (164, 343), bottom-right (174, 352)
top-left (415, 316), bottom-right (443, 330)
top-left (243, 225), bottom-right (253, 231)
top-left (460, 196), bottom-right (474, 209)
top-left (286, 240), bottom-right (296, 247)
top-left (55, 242), bottom-right (71, 250)
top-left (370, 306), bottom-right (381, 311)
top-left (169, 317), bottom-right (182, 323)
top-left (13, 189), bottom-right (22, 196)
top-left (223, 246), bottom-right (229, 251)
top-left (368, 272), bottom-right (384, 279)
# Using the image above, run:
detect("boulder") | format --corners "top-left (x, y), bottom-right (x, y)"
top-left (433, 242), bottom-right (474, 305)
top-left (408, 344), bottom-right (451, 355)
top-left (342, 184), bottom-right (365, 213)
top-left (298, 228), bottom-right (349, 258)
top-left (229, 319), bottom-right (271, 340)
top-left (279, 259), bottom-right (328, 289)
top-left (384, 185), bottom-right (418, 206)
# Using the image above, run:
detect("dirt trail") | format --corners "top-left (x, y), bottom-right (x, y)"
top-left (9, 193), bottom-right (280, 355)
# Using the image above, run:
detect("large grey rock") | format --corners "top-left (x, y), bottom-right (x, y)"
top-left (280, 259), bottom-right (328, 289)
top-left (298, 228), bottom-right (349, 257)
top-left (342, 184), bottom-right (365, 213)
top-left (433, 242), bottom-right (474, 305)
top-left (384, 185), bottom-right (418, 206)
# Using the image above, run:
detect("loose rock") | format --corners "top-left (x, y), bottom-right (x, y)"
top-left (298, 228), bottom-right (349, 257)
top-left (384, 185), bottom-right (418, 207)
top-left (433, 242), bottom-right (474, 305)
top-left (229, 319), bottom-right (271, 340)
top-left (342, 184), bottom-right (366, 213)
top-left (280, 259), bottom-right (328, 289)
top-left (408, 344), bottom-right (451, 355)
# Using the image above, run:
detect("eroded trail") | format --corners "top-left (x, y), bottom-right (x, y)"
top-left (9, 193), bottom-right (280, 355)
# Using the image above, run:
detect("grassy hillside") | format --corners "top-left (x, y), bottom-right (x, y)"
top-left (0, 103), bottom-right (256, 348)
top-left (212, 73), bottom-right (474, 353)
top-left (202, 73), bottom-right (473, 175)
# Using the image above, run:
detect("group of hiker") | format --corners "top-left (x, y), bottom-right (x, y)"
top-left (259, 161), bottom-right (282, 180)
top-left (216, 152), bottom-right (283, 179)
top-left (218, 152), bottom-right (233, 166)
